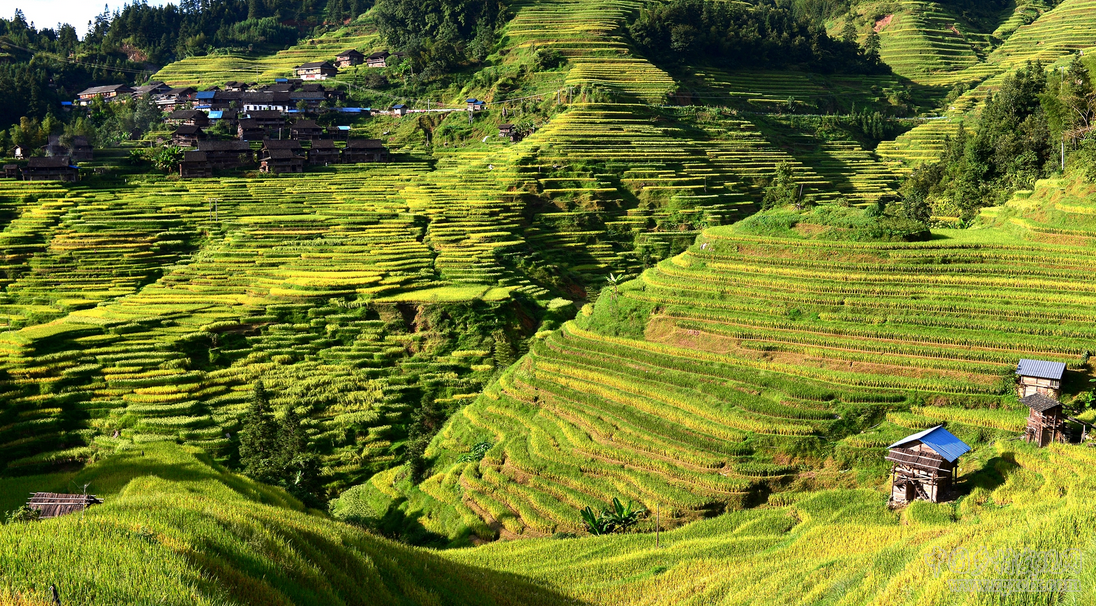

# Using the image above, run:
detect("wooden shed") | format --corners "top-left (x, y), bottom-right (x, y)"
top-left (290, 119), bottom-right (324, 141)
top-left (308, 139), bottom-right (342, 165)
top-left (27, 493), bottom-right (103, 519)
top-left (343, 139), bottom-right (390, 163)
top-left (259, 148), bottom-right (305, 174)
top-left (1016, 359), bottom-right (1065, 400)
top-left (179, 151), bottom-right (213, 179)
top-left (3, 164), bottom-right (19, 179)
top-left (1022, 392), bottom-right (1067, 447)
top-left (886, 425), bottom-right (970, 504)
top-left (22, 157), bottom-right (78, 182)
top-left (172, 125), bottom-right (206, 148)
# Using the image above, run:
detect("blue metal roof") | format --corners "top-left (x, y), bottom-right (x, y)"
top-left (338, 108), bottom-right (363, 113)
top-left (275, 78), bottom-right (288, 83)
top-left (195, 91), bottom-right (216, 100)
top-left (337, 125), bottom-right (351, 130)
top-left (1017, 359), bottom-right (1065, 381)
top-left (392, 104), bottom-right (406, 109)
top-left (208, 111), bottom-right (224, 119)
top-left (888, 425), bottom-right (970, 462)
top-left (60, 101), bottom-right (73, 106)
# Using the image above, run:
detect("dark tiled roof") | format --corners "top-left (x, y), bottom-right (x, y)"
top-left (263, 139), bottom-right (302, 150)
top-left (1017, 359), bottom-right (1066, 381)
top-left (264, 148), bottom-right (303, 160)
top-left (346, 139), bottom-right (386, 149)
top-left (1022, 393), bottom-right (1062, 413)
top-left (310, 139), bottom-right (337, 149)
top-left (174, 125), bottom-right (204, 135)
top-left (183, 151), bottom-right (209, 162)
top-left (26, 157), bottom-right (73, 168)
top-left (298, 61), bottom-right (335, 69)
top-left (169, 110), bottom-right (206, 119)
top-left (198, 140), bottom-right (250, 151)
top-left (368, 51), bottom-right (390, 59)
top-left (292, 120), bottom-right (322, 130)
top-left (338, 49), bottom-right (364, 57)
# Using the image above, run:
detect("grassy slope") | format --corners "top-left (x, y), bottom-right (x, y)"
top-left (0, 442), bottom-right (570, 606)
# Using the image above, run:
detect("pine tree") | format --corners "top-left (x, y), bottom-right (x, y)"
top-left (238, 380), bottom-right (279, 483)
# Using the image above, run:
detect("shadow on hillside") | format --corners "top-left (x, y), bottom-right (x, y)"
top-left (954, 454), bottom-right (1019, 498)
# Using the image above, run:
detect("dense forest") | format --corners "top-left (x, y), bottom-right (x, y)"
top-left (628, 0), bottom-right (889, 73)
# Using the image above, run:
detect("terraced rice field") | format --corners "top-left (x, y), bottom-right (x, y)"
top-left (875, 118), bottom-right (964, 171)
top-left (154, 28), bottom-right (381, 87)
top-left (400, 212), bottom-right (1096, 538)
top-left (874, 1), bottom-right (985, 85)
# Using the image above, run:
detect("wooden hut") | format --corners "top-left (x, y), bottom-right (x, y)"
top-left (295, 61), bottom-right (337, 81)
top-left (172, 125), bottom-right (206, 148)
top-left (198, 140), bottom-right (254, 169)
top-left (70, 136), bottom-right (94, 162)
top-left (886, 425), bottom-right (970, 504)
top-left (26, 492), bottom-right (103, 519)
top-left (237, 119), bottom-right (266, 141)
top-left (391, 104), bottom-right (407, 117)
top-left (366, 51), bottom-right (391, 68)
top-left (1016, 359), bottom-right (1065, 400)
top-left (1022, 393), bottom-right (1067, 447)
top-left (179, 151), bottom-right (213, 179)
top-left (259, 148), bottom-right (305, 174)
top-left (308, 139), bottom-right (342, 165)
top-left (290, 119), bottom-right (324, 141)
top-left (336, 49), bottom-right (365, 68)
top-left (4, 164), bottom-right (20, 179)
top-left (22, 157), bottom-right (78, 182)
top-left (167, 109), bottom-right (209, 127)
top-left (343, 139), bottom-right (390, 163)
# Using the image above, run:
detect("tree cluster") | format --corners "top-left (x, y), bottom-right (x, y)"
top-left (900, 60), bottom-right (1087, 220)
top-left (374, 0), bottom-right (507, 79)
top-left (627, 0), bottom-right (889, 74)
top-left (237, 381), bottom-right (323, 506)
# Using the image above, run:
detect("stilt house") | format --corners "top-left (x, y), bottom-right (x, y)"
top-left (886, 425), bottom-right (970, 504)
top-left (1022, 393), bottom-right (1067, 447)
top-left (1016, 359), bottom-right (1065, 400)
top-left (179, 151), bottom-right (213, 179)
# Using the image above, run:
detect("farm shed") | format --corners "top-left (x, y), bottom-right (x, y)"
top-left (295, 61), bottom-right (337, 81)
top-left (343, 139), bottom-right (390, 163)
top-left (1022, 393), bottom-right (1068, 447)
top-left (366, 51), bottom-right (391, 68)
top-left (391, 104), bottom-right (407, 117)
top-left (308, 139), bottom-right (341, 165)
top-left (22, 157), bottom-right (78, 182)
top-left (179, 151), bottom-right (213, 179)
top-left (71, 136), bottom-right (94, 162)
top-left (336, 49), bottom-right (365, 68)
top-left (467, 98), bottom-right (485, 111)
top-left (26, 493), bottom-right (103, 519)
top-left (3, 164), bottom-right (18, 179)
top-left (886, 425), bottom-right (970, 504)
top-left (260, 148), bottom-right (305, 174)
top-left (1016, 359), bottom-right (1065, 400)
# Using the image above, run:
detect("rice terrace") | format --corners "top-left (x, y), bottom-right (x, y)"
top-left (2, 0), bottom-right (1096, 603)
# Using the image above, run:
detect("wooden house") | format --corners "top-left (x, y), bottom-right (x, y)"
top-left (26, 492), bottom-right (103, 519)
top-left (307, 139), bottom-right (341, 165)
top-left (886, 425), bottom-right (970, 504)
top-left (290, 119), bottom-right (324, 140)
top-left (241, 93), bottom-right (292, 113)
top-left (155, 87), bottom-right (195, 111)
top-left (167, 109), bottom-right (209, 128)
top-left (295, 61), bottom-right (337, 81)
top-left (391, 104), bottom-right (407, 117)
top-left (172, 125), bottom-right (206, 148)
top-left (198, 140), bottom-right (253, 169)
top-left (328, 125), bottom-right (351, 141)
top-left (44, 136), bottom-right (70, 160)
top-left (247, 110), bottom-right (285, 129)
top-left (3, 164), bottom-right (18, 179)
top-left (259, 148), bottom-right (305, 174)
top-left (179, 151), bottom-right (213, 179)
top-left (1016, 359), bottom-right (1065, 400)
top-left (70, 136), bottom-right (94, 162)
top-left (22, 157), bottom-right (78, 182)
top-left (366, 51), bottom-right (391, 68)
top-left (1022, 393), bottom-right (1068, 447)
top-left (466, 98), bottom-right (485, 111)
top-left (343, 139), bottom-right (390, 163)
top-left (336, 49), bottom-right (365, 68)
top-left (131, 81), bottom-right (170, 97)
top-left (76, 84), bottom-right (132, 105)
top-left (237, 119), bottom-right (266, 141)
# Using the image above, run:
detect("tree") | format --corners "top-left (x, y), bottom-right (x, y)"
top-left (841, 18), bottom-right (858, 45)
top-left (762, 162), bottom-right (800, 209)
top-left (238, 380), bottom-right (280, 483)
top-left (580, 497), bottom-right (646, 535)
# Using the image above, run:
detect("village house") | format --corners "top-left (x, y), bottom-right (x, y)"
top-left (328, 125), bottom-right (351, 141)
top-left (198, 140), bottom-right (253, 169)
top-left (1022, 393), bottom-right (1068, 447)
top-left (22, 157), bottom-right (78, 182)
top-left (467, 98), bottom-right (485, 111)
top-left (247, 110), bottom-right (286, 129)
top-left (886, 425), bottom-right (970, 504)
top-left (26, 493), bottom-right (103, 519)
top-left (307, 139), bottom-right (342, 165)
top-left (237, 119), bottom-right (266, 141)
top-left (208, 109), bottom-right (239, 127)
top-left (295, 61), bottom-right (338, 81)
top-left (241, 92), bottom-right (292, 113)
top-left (76, 84), bottom-right (132, 105)
top-left (336, 49), bottom-right (365, 68)
top-left (343, 139), bottom-right (390, 163)
top-left (259, 148), bottom-right (305, 174)
top-left (156, 87), bottom-right (196, 111)
top-left (262, 139), bottom-right (303, 155)
top-left (172, 125), bottom-right (206, 148)
top-left (179, 151), bottom-right (213, 179)
top-left (1016, 359), bottom-right (1065, 400)
top-left (167, 109), bottom-right (209, 128)
top-left (391, 104), bottom-right (407, 117)
top-left (290, 119), bottom-right (325, 140)
top-left (44, 135), bottom-right (70, 160)
top-left (131, 81), bottom-right (170, 97)
top-left (4, 164), bottom-right (20, 179)
top-left (223, 81), bottom-right (250, 92)
top-left (70, 136), bottom-right (94, 162)
top-left (366, 51), bottom-right (391, 68)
